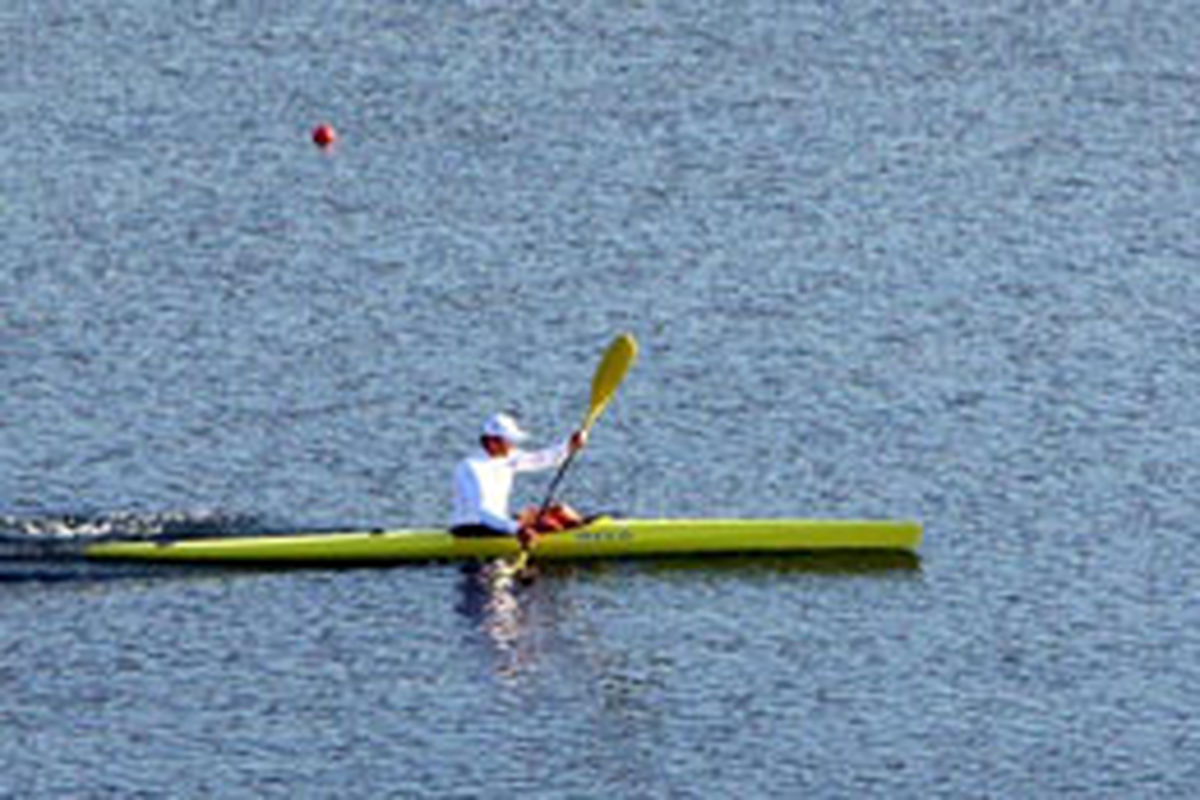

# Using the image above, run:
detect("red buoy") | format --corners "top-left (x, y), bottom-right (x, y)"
top-left (312, 124), bottom-right (337, 149)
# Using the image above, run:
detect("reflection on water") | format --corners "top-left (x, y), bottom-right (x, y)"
top-left (452, 550), bottom-right (920, 680)
top-left (633, 550), bottom-right (924, 576)
top-left (455, 559), bottom-right (538, 679)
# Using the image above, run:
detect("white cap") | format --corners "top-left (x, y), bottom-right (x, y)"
top-left (481, 412), bottom-right (530, 443)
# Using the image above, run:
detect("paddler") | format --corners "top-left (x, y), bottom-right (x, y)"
top-left (450, 412), bottom-right (587, 546)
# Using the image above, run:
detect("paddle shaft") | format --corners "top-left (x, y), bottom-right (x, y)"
top-left (528, 332), bottom-right (637, 534)
top-left (537, 445), bottom-right (580, 519)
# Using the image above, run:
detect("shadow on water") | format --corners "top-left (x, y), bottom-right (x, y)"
top-left (0, 551), bottom-right (251, 587)
top-left (536, 550), bottom-right (923, 578)
top-left (0, 548), bottom-right (921, 587)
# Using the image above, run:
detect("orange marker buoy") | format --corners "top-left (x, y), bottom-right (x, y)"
top-left (312, 124), bottom-right (337, 149)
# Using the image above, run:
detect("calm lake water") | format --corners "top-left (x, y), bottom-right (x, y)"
top-left (3, 1), bottom-right (1198, 797)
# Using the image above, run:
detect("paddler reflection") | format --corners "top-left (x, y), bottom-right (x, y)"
top-left (455, 559), bottom-right (539, 677)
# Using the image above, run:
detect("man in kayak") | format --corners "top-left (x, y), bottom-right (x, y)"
top-left (451, 412), bottom-right (587, 546)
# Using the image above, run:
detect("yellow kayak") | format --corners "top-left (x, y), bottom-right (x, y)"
top-left (84, 517), bottom-right (922, 565)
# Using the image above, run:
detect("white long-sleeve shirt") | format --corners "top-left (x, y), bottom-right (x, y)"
top-left (451, 441), bottom-right (570, 534)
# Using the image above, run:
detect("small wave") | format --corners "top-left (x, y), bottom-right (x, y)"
top-left (0, 510), bottom-right (267, 560)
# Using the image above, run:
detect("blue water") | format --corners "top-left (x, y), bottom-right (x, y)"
top-left (3, 1), bottom-right (1199, 796)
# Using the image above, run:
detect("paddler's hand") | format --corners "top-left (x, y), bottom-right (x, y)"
top-left (569, 429), bottom-right (588, 453)
top-left (517, 506), bottom-right (539, 529)
top-left (516, 507), bottom-right (540, 547)
top-left (517, 526), bottom-right (540, 549)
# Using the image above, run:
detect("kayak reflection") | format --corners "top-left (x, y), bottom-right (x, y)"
top-left (634, 550), bottom-right (923, 576)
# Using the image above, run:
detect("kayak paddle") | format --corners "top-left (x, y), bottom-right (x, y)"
top-left (538, 332), bottom-right (639, 519)
top-left (504, 332), bottom-right (637, 577)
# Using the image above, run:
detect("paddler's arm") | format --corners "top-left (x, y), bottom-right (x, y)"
top-left (511, 429), bottom-right (588, 473)
top-left (513, 431), bottom-right (587, 546)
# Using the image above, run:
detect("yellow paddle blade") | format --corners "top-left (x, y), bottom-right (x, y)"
top-left (584, 332), bottom-right (638, 431)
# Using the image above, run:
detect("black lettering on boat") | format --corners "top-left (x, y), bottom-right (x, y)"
top-left (574, 528), bottom-right (634, 543)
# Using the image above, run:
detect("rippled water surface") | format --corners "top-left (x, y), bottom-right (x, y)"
top-left (3, 1), bottom-right (1199, 797)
